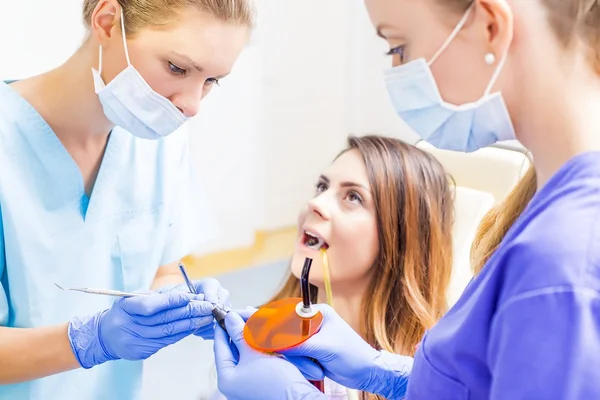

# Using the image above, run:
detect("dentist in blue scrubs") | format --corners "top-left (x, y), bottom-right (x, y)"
top-left (0, 0), bottom-right (254, 399)
top-left (214, 0), bottom-right (600, 398)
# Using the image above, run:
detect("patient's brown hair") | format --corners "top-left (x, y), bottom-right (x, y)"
top-left (267, 135), bottom-right (455, 400)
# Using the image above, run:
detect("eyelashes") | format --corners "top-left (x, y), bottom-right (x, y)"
top-left (167, 62), bottom-right (220, 86)
top-left (386, 45), bottom-right (406, 63)
top-left (314, 181), bottom-right (363, 205)
top-left (168, 61), bottom-right (187, 76)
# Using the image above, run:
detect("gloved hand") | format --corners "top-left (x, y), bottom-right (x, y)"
top-left (157, 278), bottom-right (231, 339)
top-left (68, 291), bottom-right (214, 369)
top-left (280, 304), bottom-right (413, 399)
top-left (230, 306), bottom-right (325, 381)
top-left (214, 312), bottom-right (327, 400)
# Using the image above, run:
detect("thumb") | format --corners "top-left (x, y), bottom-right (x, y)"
top-left (214, 324), bottom-right (237, 372)
top-left (193, 278), bottom-right (222, 305)
top-left (232, 306), bottom-right (258, 321)
top-left (285, 355), bottom-right (325, 381)
top-left (279, 336), bottom-right (320, 359)
top-left (278, 304), bottom-right (334, 358)
top-left (312, 303), bottom-right (336, 318)
top-left (223, 312), bottom-right (251, 356)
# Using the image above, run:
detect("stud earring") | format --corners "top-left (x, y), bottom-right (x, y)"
top-left (484, 53), bottom-right (496, 65)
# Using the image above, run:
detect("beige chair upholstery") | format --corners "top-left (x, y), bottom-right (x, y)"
top-left (416, 140), bottom-right (531, 204)
top-left (413, 141), bottom-right (531, 306)
top-left (447, 186), bottom-right (494, 305)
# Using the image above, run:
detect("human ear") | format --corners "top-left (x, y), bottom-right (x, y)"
top-left (89, 0), bottom-right (121, 48)
top-left (474, 0), bottom-right (514, 58)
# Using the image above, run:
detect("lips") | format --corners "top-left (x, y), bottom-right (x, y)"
top-left (301, 230), bottom-right (329, 250)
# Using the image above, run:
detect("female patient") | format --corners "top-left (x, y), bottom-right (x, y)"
top-left (208, 135), bottom-right (453, 399)
top-left (259, 135), bottom-right (454, 399)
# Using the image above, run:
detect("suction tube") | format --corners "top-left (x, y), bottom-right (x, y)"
top-left (300, 257), bottom-right (313, 312)
top-left (295, 257), bottom-right (319, 319)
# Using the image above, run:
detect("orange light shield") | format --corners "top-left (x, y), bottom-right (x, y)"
top-left (243, 297), bottom-right (324, 353)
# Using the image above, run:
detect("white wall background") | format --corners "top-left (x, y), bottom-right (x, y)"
top-left (0, 0), bottom-right (416, 254)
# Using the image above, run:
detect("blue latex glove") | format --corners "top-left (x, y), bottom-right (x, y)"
top-left (68, 291), bottom-right (214, 369)
top-left (158, 278), bottom-right (231, 339)
top-left (233, 307), bottom-right (325, 381)
top-left (281, 304), bottom-right (413, 399)
top-left (214, 311), bottom-right (326, 400)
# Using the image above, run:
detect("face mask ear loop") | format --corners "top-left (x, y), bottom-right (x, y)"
top-left (98, 46), bottom-right (103, 75)
top-left (483, 49), bottom-right (508, 96)
top-left (427, 5), bottom-right (473, 67)
top-left (120, 7), bottom-right (132, 66)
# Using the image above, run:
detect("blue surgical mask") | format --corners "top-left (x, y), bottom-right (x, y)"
top-left (92, 8), bottom-right (188, 140)
top-left (384, 6), bottom-right (516, 152)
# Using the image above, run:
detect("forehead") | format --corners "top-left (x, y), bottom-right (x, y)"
top-left (133, 9), bottom-right (250, 73)
top-left (364, 0), bottom-right (438, 36)
top-left (325, 149), bottom-right (370, 185)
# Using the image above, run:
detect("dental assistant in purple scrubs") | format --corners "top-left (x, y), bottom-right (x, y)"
top-left (212, 0), bottom-right (600, 399)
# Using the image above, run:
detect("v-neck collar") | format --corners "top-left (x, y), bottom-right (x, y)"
top-left (0, 81), bottom-right (125, 221)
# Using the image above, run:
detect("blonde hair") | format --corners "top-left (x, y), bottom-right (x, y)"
top-left (441, 0), bottom-right (600, 73)
top-left (83, 0), bottom-right (255, 35)
top-left (268, 135), bottom-right (455, 400)
top-left (470, 165), bottom-right (537, 274)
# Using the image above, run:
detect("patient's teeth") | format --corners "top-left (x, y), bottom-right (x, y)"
top-left (304, 231), bottom-right (326, 250)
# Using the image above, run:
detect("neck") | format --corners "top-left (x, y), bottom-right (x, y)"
top-left (27, 40), bottom-right (113, 148)
top-left (516, 63), bottom-right (600, 189)
top-left (317, 282), bottom-right (365, 336)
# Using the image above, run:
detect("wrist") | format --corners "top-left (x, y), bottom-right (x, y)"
top-left (67, 310), bottom-right (117, 369)
top-left (362, 350), bottom-right (413, 399)
top-left (291, 383), bottom-right (328, 400)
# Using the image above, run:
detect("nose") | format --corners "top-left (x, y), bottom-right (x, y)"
top-left (307, 194), bottom-right (331, 220)
top-left (172, 87), bottom-right (204, 118)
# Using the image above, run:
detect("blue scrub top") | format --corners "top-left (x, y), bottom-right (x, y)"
top-left (407, 151), bottom-right (600, 399)
top-left (0, 81), bottom-right (215, 399)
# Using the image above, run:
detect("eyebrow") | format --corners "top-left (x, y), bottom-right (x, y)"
top-left (171, 51), bottom-right (231, 79)
top-left (375, 24), bottom-right (406, 41)
top-left (319, 175), bottom-right (371, 192)
top-left (171, 51), bottom-right (204, 72)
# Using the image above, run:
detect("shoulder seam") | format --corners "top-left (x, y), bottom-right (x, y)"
top-left (496, 285), bottom-right (600, 318)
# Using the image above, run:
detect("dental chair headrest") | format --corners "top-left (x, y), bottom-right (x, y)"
top-left (415, 140), bottom-right (531, 204)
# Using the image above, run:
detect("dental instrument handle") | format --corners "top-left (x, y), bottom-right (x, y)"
top-left (71, 288), bottom-right (149, 297)
top-left (212, 305), bottom-right (229, 331)
top-left (55, 284), bottom-right (208, 301)
top-left (177, 262), bottom-right (197, 294)
top-left (309, 379), bottom-right (325, 393)
top-left (308, 357), bottom-right (325, 392)
top-left (177, 263), bottom-right (229, 330)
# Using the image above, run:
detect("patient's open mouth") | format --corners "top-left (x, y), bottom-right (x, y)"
top-left (302, 231), bottom-right (329, 250)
